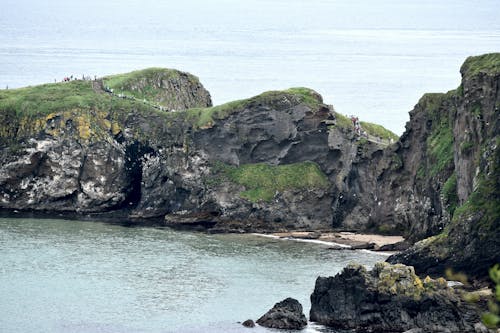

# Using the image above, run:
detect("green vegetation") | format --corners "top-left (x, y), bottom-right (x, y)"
top-left (482, 264), bottom-right (500, 328)
top-left (427, 126), bottom-right (454, 177)
top-left (360, 121), bottom-right (399, 141)
top-left (179, 87), bottom-right (322, 129)
top-left (460, 140), bottom-right (474, 154)
top-left (331, 112), bottom-right (399, 142)
top-left (332, 112), bottom-right (352, 129)
top-left (103, 67), bottom-right (195, 105)
top-left (213, 161), bottom-right (329, 202)
top-left (1, 81), bottom-right (108, 116)
top-left (390, 154), bottom-right (403, 171)
top-left (460, 53), bottom-right (500, 78)
top-left (452, 140), bottom-right (500, 231)
top-left (420, 93), bottom-right (455, 177)
top-left (442, 173), bottom-right (458, 216)
top-left (0, 80), bottom-right (162, 142)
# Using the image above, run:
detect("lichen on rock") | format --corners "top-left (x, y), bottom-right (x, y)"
top-left (310, 262), bottom-right (481, 332)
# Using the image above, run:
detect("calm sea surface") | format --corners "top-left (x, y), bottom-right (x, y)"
top-left (0, 218), bottom-right (384, 332)
top-left (1, 0), bottom-right (499, 134)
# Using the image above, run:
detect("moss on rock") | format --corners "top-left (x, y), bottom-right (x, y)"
top-left (212, 161), bottom-right (329, 202)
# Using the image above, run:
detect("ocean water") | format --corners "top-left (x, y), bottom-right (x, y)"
top-left (0, 217), bottom-right (385, 333)
top-left (1, 0), bottom-right (499, 134)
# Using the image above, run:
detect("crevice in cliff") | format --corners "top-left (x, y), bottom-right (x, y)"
top-left (121, 141), bottom-right (154, 209)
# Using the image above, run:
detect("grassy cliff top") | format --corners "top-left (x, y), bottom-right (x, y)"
top-left (333, 112), bottom-right (398, 141)
top-left (460, 53), bottom-right (500, 78)
top-left (0, 80), bottom-right (165, 143)
top-left (0, 80), bottom-right (156, 118)
top-left (179, 87), bottom-right (323, 129)
top-left (102, 67), bottom-right (205, 106)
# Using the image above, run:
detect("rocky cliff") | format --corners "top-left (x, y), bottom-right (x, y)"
top-left (373, 53), bottom-right (499, 278)
top-left (0, 72), bottom-right (393, 232)
top-left (310, 262), bottom-right (481, 332)
top-left (0, 54), bottom-right (498, 278)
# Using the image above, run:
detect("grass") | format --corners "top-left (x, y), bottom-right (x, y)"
top-left (332, 112), bottom-right (353, 129)
top-left (460, 53), bottom-right (500, 78)
top-left (102, 68), bottom-right (189, 104)
top-left (442, 173), bottom-right (458, 216)
top-left (0, 80), bottom-right (163, 142)
top-left (0, 81), bottom-right (105, 116)
top-left (103, 67), bottom-right (211, 110)
top-left (178, 87), bottom-right (323, 129)
top-left (427, 124), bottom-right (454, 177)
top-left (331, 112), bottom-right (398, 141)
top-left (214, 161), bottom-right (330, 202)
top-left (452, 139), bottom-right (500, 232)
top-left (360, 121), bottom-right (399, 141)
top-left (419, 93), bottom-right (455, 177)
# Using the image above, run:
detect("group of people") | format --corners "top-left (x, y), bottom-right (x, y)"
top-left (60, 74), bottom-right (97, 83)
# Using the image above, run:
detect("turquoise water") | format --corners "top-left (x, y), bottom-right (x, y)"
top-left (0, 217), bottom-right (384, 332)
top-left (1, 0), bottom-right (499, 134)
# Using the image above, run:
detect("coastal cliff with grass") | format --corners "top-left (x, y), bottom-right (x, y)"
top-left (0, 68), bottom-right (394, 233)
top-left (0, 54), bottom-right (498, 285)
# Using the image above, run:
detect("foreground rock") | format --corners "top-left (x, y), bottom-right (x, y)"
top-left (310, 262), bottom-right (480, 333)
top-left (256, 297), bottom-right (307, 330)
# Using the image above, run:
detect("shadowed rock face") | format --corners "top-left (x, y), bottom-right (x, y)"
top-left (379, 54), bottom-right (500, 278)
top-left (257, 297), bottom-right (307, 330)
top-left (310, 262), bottom-right (480, 333)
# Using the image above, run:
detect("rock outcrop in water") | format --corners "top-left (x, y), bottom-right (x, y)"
top-left (309, 262), bottom-right (481, 332)
top-left (256, 297), bottom-right (307, 330)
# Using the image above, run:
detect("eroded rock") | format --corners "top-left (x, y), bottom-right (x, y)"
top-left (310, 262), bottom-right (480, 333)
top-left (256, 297), bottom-right (307, 330)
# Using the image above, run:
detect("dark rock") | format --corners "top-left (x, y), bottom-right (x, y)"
top-left (327, 245), bottom-right (352, 250)
top-left (310, 262), bottom-right (481, 333)
top-left (242, 319), bottom-right (255, 328)
top-left (350, 241), bottom-right (375, 250)
top-left (256, 297), bottom-right (307, 330)
top-left (367, 54), bottom-right (500, 279)
top-left (378, 240), bottom-right (412, 251)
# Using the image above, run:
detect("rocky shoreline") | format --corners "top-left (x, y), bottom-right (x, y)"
top-left (0, 53), bottom-right (499, 331)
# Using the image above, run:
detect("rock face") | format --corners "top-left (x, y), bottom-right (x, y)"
top-left (379, 53), bottom-right (500, 278)
top-left (310, 262), bottom-right (480, 333)
top-left (256, 297), bottom-right (307, 330)
top-left (0, 77), bottom-right (389, 232)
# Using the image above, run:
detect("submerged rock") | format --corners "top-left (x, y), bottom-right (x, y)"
top-left (310, 262), bottom-right (480, 333)
top-left (241, 319), bottom-right (255, 328)
top-left (256, 297), bottom-right (307, 330)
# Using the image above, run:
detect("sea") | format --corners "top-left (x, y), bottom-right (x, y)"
top-left (0, 1), bottom-right (499, 332)
top-left (0, 217), bottom-right (384, 333)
